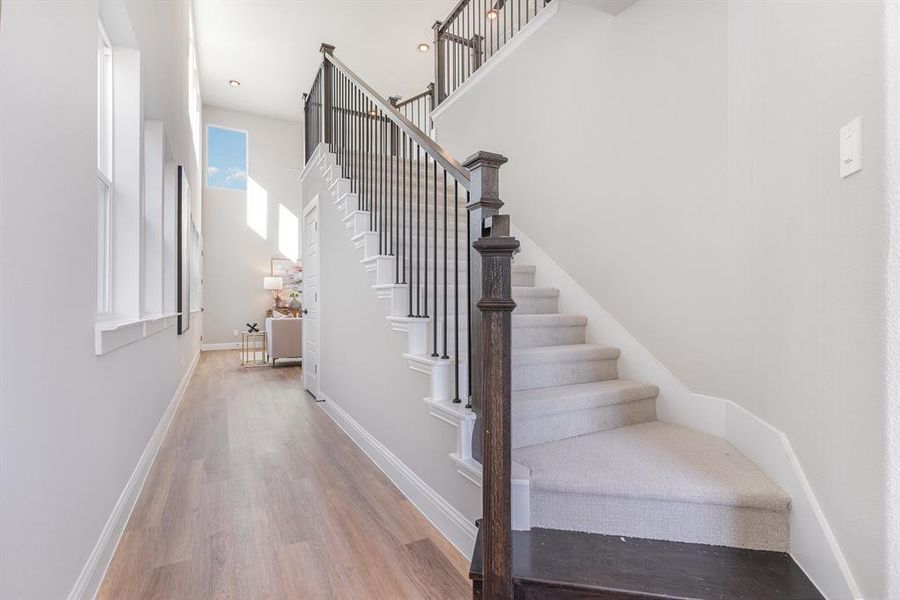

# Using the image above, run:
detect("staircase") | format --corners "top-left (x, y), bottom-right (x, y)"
top-left (508, 263), bottom-right (791, 552)
top-left (304, 33), bottom-right (822, 599)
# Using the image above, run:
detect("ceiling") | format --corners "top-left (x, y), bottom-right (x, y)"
top-left (193, 0), bottom-right (457, 122)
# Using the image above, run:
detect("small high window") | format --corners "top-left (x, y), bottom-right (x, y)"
top-left (206, 125), bottom-right (248, 191)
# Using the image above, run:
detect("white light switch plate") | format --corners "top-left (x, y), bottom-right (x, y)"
top-left (840, 117), bottom-right (862, 178)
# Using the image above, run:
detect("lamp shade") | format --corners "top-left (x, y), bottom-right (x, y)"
top-left (263, 276), bottom-right (283, 291)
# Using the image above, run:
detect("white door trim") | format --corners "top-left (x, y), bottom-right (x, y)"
top-left (302, 196), bottom-right (320, 398)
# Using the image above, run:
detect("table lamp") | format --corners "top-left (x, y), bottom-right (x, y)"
top-left (263, 276), bottom-right (284, 308)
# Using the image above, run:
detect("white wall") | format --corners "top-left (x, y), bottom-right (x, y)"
top-left (201, 106), bottom-right (302, 345)
top-left (0, 1), bottom-right (202, 598)
top-left (433, 1), bottom-right (890, 597)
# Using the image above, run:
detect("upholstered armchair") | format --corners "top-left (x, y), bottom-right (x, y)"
top-left (265, 317), bottom-right (302, 367)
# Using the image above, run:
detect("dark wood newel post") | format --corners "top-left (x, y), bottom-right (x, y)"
top-left (464, 151), bottom-right (508, 463)
top-left (474, 216), bottom-right (518, 600)
top-left (466, 150), bottom-right (515, 599)
top-left (320, 43), bottom-right (335, 146)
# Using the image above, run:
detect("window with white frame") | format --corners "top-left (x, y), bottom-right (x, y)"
top-left (96, 22), bottom-right (113, 315)
top-left (188, 10), bottom-right (202, 169)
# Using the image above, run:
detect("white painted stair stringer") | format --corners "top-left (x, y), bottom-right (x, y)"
top-left (318, 150), bottom-right (532, 531)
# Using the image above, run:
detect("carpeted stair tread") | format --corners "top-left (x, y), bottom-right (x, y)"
top-left (513, 380), bottom-right (658, 420)
top-left (514, 421), bottom-right (790, 513)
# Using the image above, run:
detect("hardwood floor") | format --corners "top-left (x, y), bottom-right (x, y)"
top-left (99, 351), bottom-right (471, 599)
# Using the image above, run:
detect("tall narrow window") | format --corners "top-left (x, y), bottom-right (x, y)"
top-left (206, 125), bottom-right (248, 191)
top-left (96, 22), bottom-right (113, 315)
top-left (188, 10), bottom-right (202, 169)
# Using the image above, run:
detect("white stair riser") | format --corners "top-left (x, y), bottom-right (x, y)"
top-left (513, 358), bottom-right (618, 391)
top-left (512, 323), bottom-right (586, 350)
top-left (513, 294), bottom-right (559, 314)
top-left (512, 398), bottom-right (657, 449)
top-left (528, 492), bottom-right (789, 552)
top-left (512, 271), bottom-right (535, 287)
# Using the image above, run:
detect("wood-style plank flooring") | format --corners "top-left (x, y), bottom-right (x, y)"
top-left (99, 351), bottom-right (471, 599)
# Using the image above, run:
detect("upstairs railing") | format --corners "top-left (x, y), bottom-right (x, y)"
top-left (433, 0), bottom-right (553, 103)
top-left (305, 43), bottom-right (517, 599)
top-left (390, 84), bottom-right (434, 133)
top-left (303, 68), bottom-right (323, 163)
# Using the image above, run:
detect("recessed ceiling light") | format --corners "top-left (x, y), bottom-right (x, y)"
top-left (417, 43), bottom-right (430, 53)
top-left (486, 9), bottom-right (499, 20)
top-left (228, 79), bottom-right (241, 87)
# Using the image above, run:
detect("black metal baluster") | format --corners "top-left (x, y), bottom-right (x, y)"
top-left (416, 144), bottom-right (421, 317)
top-left (387, 117), bottom-right (391, 254)
top-left (401, 132), bottom-right (406, 286)
top-left (371, 100), bottom-right (376, 230)
top-left (371, 101), bottom-right (376, 234)
top-left (365, 97), bottom-right (369, 211)
top-left (442, 170), bottom-right (448, 360)
top-left (498, 4), bottom-right (509, 45)
top-left (394, 127), bottom-right (399, 283)
top-left (407, 136), bottom-right (413, 316)
top-left (378, 118), bottom-right (387, 255)
top-left (355, 85), bottom-right (360, 199)
top-left (452, 178), bottom-right (460, 403)
top-left (432, 161), bottom-right (439, 357)
top-left (466, 189), bottom-right (472, 409)
top-left (424, 154), bottom-right (429, 319)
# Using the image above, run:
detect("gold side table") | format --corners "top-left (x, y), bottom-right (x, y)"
top-left (241, 331), bottom-right (267, 366)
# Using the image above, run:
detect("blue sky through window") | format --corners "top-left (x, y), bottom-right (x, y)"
top-left (207, 126), bottom-right (247, 190)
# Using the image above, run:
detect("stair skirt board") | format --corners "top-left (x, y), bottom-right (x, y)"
top-left (321, 148), bottom-right (794, 559)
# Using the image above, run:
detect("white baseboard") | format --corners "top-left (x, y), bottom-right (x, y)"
top-left (201, 341), bottom-right (239, 351)
top-left (512, 223), bottom-right (856, 600)
top-left (67, 349), bottom-right (201, 600)
top-left (717, 395), bottom-right (860, 599)
top-left (317, 391), bottom-right (477, 558)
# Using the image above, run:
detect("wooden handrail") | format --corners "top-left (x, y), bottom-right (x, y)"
top-left (393, 84), bottom-right (433, 109)
top-left (320, 44), bottom-right (470, 188)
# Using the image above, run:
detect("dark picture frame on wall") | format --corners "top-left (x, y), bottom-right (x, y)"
top-left (177, 165), bottom-right (191, 334)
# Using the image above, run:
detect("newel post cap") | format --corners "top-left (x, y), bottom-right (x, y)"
top-left (320, 43), bottom-right (335, 54)
top-left (463, 151), bottom-right (508, 171)
top-left (388, 95), bottom-right (402, 107)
